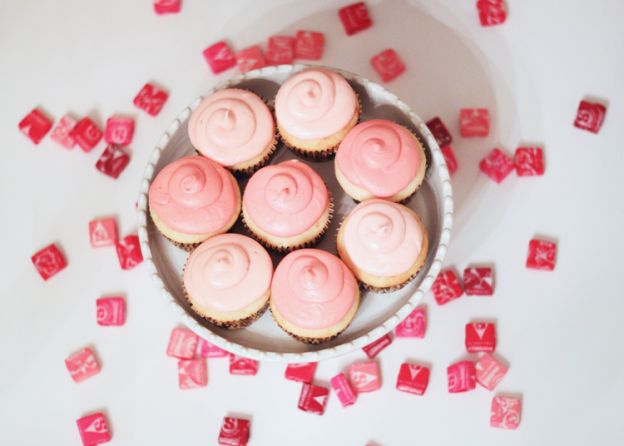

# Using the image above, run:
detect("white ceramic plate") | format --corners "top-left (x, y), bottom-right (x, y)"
top-left (137, 64), bottom-right (453, 362)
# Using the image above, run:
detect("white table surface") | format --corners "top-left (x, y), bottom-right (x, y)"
top-left (1, 0), bottom-right (623, 444)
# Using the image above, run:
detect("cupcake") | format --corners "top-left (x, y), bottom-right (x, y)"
top-left (270, 249), bottom-right (359, 343)
top-left (337, 199), bottom-right (429, 291)
top-left (148, 155), bottom-right (241, 250)
top-left (188, 88), bottom-right (276, 174)
top-left (183, 234), bottom-right (273, 329)
top-left (335, 119), bottom-right (427, 202)
top-left (242, 159), bottom-right (332, 252)
top-left (275, 68), bottom-right (359, 159)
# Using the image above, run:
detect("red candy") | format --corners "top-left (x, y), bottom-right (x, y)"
top-left (266, 36), bottom-right (295, 65)
top-left (349, 362), bottom-right (381, 393)
top-left (70, 117), bottom-right (103, 152)
top-left (339, 2), bottom-right (372, 36)
top-left (298, 383), bottom-right (329, 415)
top-left (104, 117), bottom-right (134, 146)
top-left (331, 373), bottom-right (357, 407)
top-left (480, 148), bottom-right (514, 183)
top-left (431, 269), bottom-right (464, 305)
top-left (235, 45), bottom-right (267, 74)
top-left (219, 417), bottom-right (250, 446)
top-left (396, 363), bottom-right (430, 395)
top-left (491, 396), bottom-right (522, 429)
top-left (426, 117), bottom-right (453, 148)
top-left (178, 359), bottom-right (208, 389)
top-left (96, 145), bottom-right (130, 179)
top-left (294, 31), bottom-right (324, 60)
top-left (18, 108), bottom-right (53, 145)
top-left (96, 297), bottom-right (126, 326)
top-left (76, 412), bottom-right (111, 445)
top-left (395, 307), bottom-right (426, 338)
top-left (197, 338), bottom-right (229, 358)
top-left (459, 108), bottom-right (489, 137)
top-left (463, 267), bottom-right (494, 296)
top-left (115, 234), bottom-right (143, 270)
top-left (285, 362), bottom-right (317, 383)
top-left (476, 353), bottom-right (508, 391)
top-left (441, 146), bottom-right (458, 175)
top-left (203, 41), bottom-right (237, 74)
top-left (370, 49), bottom-right (406, 83)
top-left (514, 147), bottom-right (544, 176)
top-left (153, 0), bottom-right (181, 15)
top-left (465, 322), bottom-right (496, 353)
top-left (134, 83), bottom-right (169, 116)
top-left (574, 100), bottom-right (606, 133)
top-left (31, 243), bottom-right (67, 281)
top-left (526, 239), bottom-right (557, 270)
top-left (166, 327), bottom-right (198, 359)
top-left (50, 115), bottom-right (77, 149)
top-left (65, 347), bottom-right (100, 383)
top-left (447, 360), bottom-right (476, 393)
top-left (362, 333), bottom-right (393, 358)
top-left (229, 354), bottom-right (259, 376)
top-left (89, 218), bottom-right (118, 248)
top-left (477, 0), bottom-right (507, 27)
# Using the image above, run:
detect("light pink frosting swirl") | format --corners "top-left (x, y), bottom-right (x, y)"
top-left (149, 156), bottom-right (239, 234)
top-left (271, 249), bottom-right (357, 329)
top-left (336, 120), bottom-right (422, 197)
top-left (243, 160), bottom-right (329, 237)
top-left (183, 234), bottom-right (273, 313)
top-left (342, 199), bottom-right (424, 276)
top-left (275, 68), bottom-right (357, 140)
top-left (188, 89), bottom-right (274, 166)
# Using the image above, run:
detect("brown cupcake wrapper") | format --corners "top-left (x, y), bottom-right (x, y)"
top-left (268, 307), bottom-right (350, 345)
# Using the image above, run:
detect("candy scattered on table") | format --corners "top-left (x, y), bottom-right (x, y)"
top-left (65, 347), bottom-right (100, 383)
top-left (153, 0), bottom-right (181, 15)
top-left (197, 338), bottom-right (229, 358)
top-left (477, 0), bottom-right (507, 27)
top-left (526, 239), bottom-right (557, 270)
top-left (18, 108), bottom-right (53, 145)
top-left (339, 2), bottom-right (372, 36)
top-left (463, 267), bottom-right (494, 296)
top-left (465, 322), bottom-right (496, 353)
top-left (426, 117), bottom-right (453, 148)
top-left (475, 353), bottom-right (508, 391)
top-left (70, 117), bottom-right (103, 153)
top-left (396, 363), bottom-right (430, 395)
top-left (447, 360), bottom-right (476, 393)
top-left (104, 117), bottom-right (134, 146)
top-left (285, 362), bottom-right (317, 383)
top-left (441, 146), bottom-right (458, 175)
top-left (490, 395), bottom-right (522, 429)
top-left (431, 269), bottom-right (464, 305)
top-left (235, 45), bottom-right (267, 73)
top-left (460, 108), bottom-right (489, 137)
top-left (362, 333), bottom-right (393, 358)
top-left (266, 35), bottom-right (295, 65)
top-left (95, 145), bottom-right (130, 179)
top-left (76, 412), bottom-right (111, 445)
top-left (31, 243), bottom-right (67, 280)
top-left (133, 83), bottom-right (169, 116)
top-left (298, 383), bottom-right (330, 415)
top-left (89, 218), bottom-right (118, 248)
top-left (294, 31), bottom-right (324, 60)
top-left (370, 48), bottom-right (406, 82)
top-left (166, 327), bottom-right (198, 359)
top-left (96, 296), bottom-right (126, 326)
top-left (218, 417), bottom-right (251, 446)
top-left (115, 234), bottom-right (143, 270)
top-left (178, 359), bottom-right (208, 389)
top-left (229, 355), bottom-right (259, 376)
top-left (514, 147), bottom-right (544, 176)
top-left (203, 41), bottom-right (237, 74)
top-left (480, 148), bottom-right (514, 183)
top-left (395, 307), bottom-right (426, 338)
top-left (331, 372), bottom-right (357, 407)
top-left (574, 99), bottom-right (606, 133)
top-left (50, 115), bottom-right (77, 149)
top-left (349, 362), bottom-right (381, 393)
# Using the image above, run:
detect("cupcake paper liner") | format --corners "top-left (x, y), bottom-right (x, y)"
top-left (268, 306), bottom-right (351, 345)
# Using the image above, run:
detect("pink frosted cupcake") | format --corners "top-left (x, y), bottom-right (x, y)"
top-left (183, 234), bottom-right (273, 329)
top-left (335, 119), bottom-right (427, 202)
top-left (148, 155), bottom-right (241, 250)
top-left (242, 159), bottom-right (332, 252)
top-left (270, 249), bottom-right (359, 343)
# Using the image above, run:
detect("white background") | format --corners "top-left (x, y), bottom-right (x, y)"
top-left (1, 0), bottom-right (623, 444)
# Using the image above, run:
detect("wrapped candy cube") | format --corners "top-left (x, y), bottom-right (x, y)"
top-left (95, 145), bottom-right (130, 179)
top-left (70, 117), bottom-right (103, 153)
top-left (218, 417), bottom-right (250, 446)
top-left (104, 117), bottom-right (134, 146)
top-left (514, 147), bottom-right (544, 176)
top-left (426, 117), bottom-right (453, 148)
top-left (229, 354), bottom-right (259, 376)
top-left (480, 148), bottom-right (514, 183)
top-left (396, 363), bottom-right (430, 395)
top-left (447, 360), bottom-right (476, 393)
top-left (441, 146), bottom-right (458, 175)
top-left (349, 362), bottom-right (381, 393)
top-left (266, 36), bottom-right (295, 65)
top-left (298, 383), bottom-right (329, 415)
top-left (235, 45), bottom-right (267, 74)
top-left (76, 412), bottom-right (111, 445)
top-left (476, 353), bottom-right (508, 391)
top-left (459, 108), bottom-right (489, 137)
top-left (178, 359), bottom-right (207, 389)
top-left (153, 0), bottom-right (181, 15)
top-left (96, 297), bottom-right (126, 326)
top-left (331, 373), bottom-right (357, 407)
top-left (50, 115), bottom-right (77, 149)
top-left (526, 239), bottom-right (557, 270)
top-left (166, 327), bottom-right (198, 359)
top-left (31, 243), bottom-right (67, 280)
top-left (197, 338), bottom-right (229, 358)
top-left (203, 41), bottom-right (237, 74)
top-left (491, 395), bottom-right (522, 429)
top-left (285, 362), bottom-right (317, 383)
top-left (338, 2), bottom-right (372, 36)
top-left (463, 267), bottom-right (494, 296)
top-left (465, 322), bottom-right (496, 352)
top-left (431, 269), bottom-right (464, 304)
top-left (294, 31), bottom-right (324, 60)
top-left (65, 347), bottom-right (100, 383)
top-left (133, 83), bottom-right (169, 116)
top-left (395, 307), bottom-right (426, 338)
top-left (18, 108), bottom-right (53, 145)
top-left (362, 333), bottom-right (393, 358)
top-left (477, 0), bottom-right (507, 27)
top-left (370, 49), bottom-right (406, 83)
top-left (115, 234), bottom-right (143, 270)
top-left (89, 218), bottom-right (117, 248)
top-left (574, 100), bottom-right (606, 133)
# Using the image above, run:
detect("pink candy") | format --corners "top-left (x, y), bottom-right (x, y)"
top-left (70, 117), bottom-right (103, 152)
top-left (76, 412), bottom-right (111, 445)
top-left (235, 45), bottom-right (267, 73)
top-left (574, 100), bottom-right (606, 133)
top-left (153, 0), bottom-right (181, 15)
top-left (526, 239), bottom-right (557, 270)
top-left (490, 395), bottom-right (522, 429)
top-left (426, 117), bottom-right (453, 148)
top-left (514, 147), bottom-right (544, 176)
top-left (298, 383), bottom-right (329, 415)
top-left (18, 108), bottom-right (53, 145)
top-left (396, 363), bottom-right (430, 395)
top-left (349, 362), bottom-right (381, 393)
top-left (463, 267), bottom-right (494, 296)
top-left (31, 243), bottom-right (67, 280)
top-left (476, 353), bottom-right (508, 391)
top-left (285, 362), bottom-right (317, 383)
top-left (431, 269), bottom-right (464, 305)
top-left (203, 41), bottom-right (237, 74)
top-left (465, 322), bottom-right (496, 353)
top-left (96, 297), bottom-right (126, 326)
top-left (229, 355), bottom-right (259, 376)
top-left (89, 218), bottom-right (117, 248)
top-left (95, 145), bottom-right (130, 179)
top-left (104, 117), bottom-right (134, 146)
top-left (166, 327), bottom-right (198, 359)
top-left (460, 108), bottom-right (489, 137)
top-left (266, 36), bottom-right (295, 65)
top-left (115, 234), bottom-right (143, 270)
top-left (395, 307), bottom-right (426, 338)
top-left (219, 417), bottom-right (250, 446)
top-left (294, 31), bottom-right (324, 60)
top-left (134, 83), bottom-right (169, 116)
top-left (480, 148), bottom-right (514, 183)
top-left (362, 333), bottom-right (393, 358)
top-left (441, 146), bottom-right (458, 175)
top-left (339, 2), bottom-right (372, 36)
top-left (178, 359), bottom-right (208, 389)
top-left (50, 115), bottom-right (77, 149)
top-left (197, 338), bottom-right (229, 358)
top-left (370, 49), bottom-right (406, 83)
top-left (447, 360), bottom-right (476, 393)
top-left (478, 0), bottom-right (507, 27)
top-left (65, 347), bottom-right (100, 383)
top-left (331, 373), bottom-right (357, 407)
